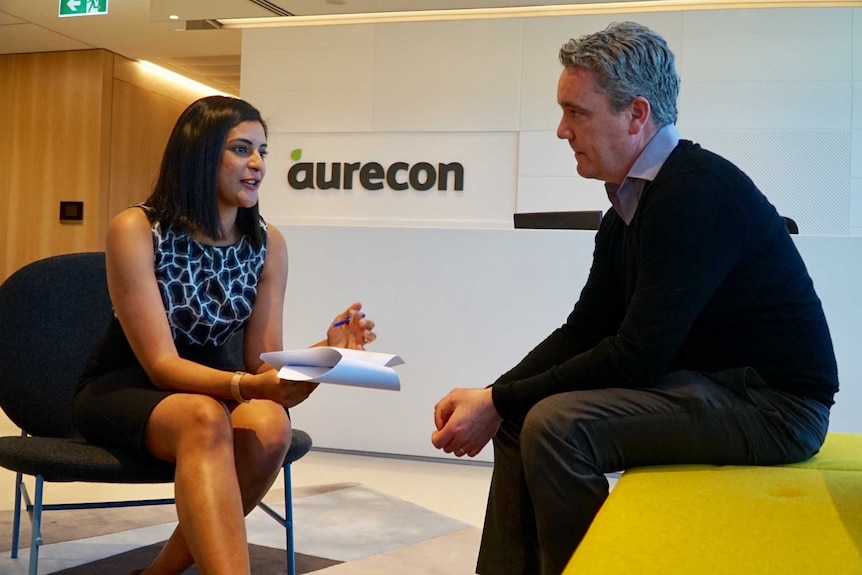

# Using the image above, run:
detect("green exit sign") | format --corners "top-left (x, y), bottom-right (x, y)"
top-left (59, 0), bottom-right (108, 17)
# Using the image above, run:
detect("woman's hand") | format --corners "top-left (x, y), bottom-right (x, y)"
top-left (326, 302), bottom-right (376, 350)
top-left (242, 368), bottom-right (319, 408)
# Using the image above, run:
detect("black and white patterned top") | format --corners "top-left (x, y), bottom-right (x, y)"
top-left (144, 206), bottom-right (268, 347)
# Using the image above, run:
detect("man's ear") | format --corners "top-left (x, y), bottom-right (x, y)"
top-left (629, 96), bottom-right (651, 134)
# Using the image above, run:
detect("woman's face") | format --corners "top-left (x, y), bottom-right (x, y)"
top-left (217, 120), bottom-right (267, 211)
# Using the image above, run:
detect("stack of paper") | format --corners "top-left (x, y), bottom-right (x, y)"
top-left (261, 347), bottom-right (404, 391)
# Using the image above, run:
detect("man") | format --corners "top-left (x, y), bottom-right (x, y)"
top-left (431, 21), bottom-right (838, 575)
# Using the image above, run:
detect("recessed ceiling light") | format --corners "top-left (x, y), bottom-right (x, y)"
top-left (169, 14), bottom-right (179, 20)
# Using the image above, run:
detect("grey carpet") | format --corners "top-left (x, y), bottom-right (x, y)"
top-left (0, 484), bottom-right (470, 574)
top-left (51, 542), bottom-right (340, 574)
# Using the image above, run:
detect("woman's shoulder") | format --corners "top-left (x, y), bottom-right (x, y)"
top-left (264, 221), bottom-right (285, 244)
top-left (259, 221), bottom-right (287, 275)
top-left (105, 206), bottom-right (159, 261)
top-left (110, 206), bottom-right (154, 235)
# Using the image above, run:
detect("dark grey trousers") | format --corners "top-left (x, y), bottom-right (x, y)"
top-left (475, 369), bottom-right (831, 575)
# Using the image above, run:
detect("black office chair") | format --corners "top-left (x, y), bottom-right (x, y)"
top-left (0, 252), bottom-right (311, 575)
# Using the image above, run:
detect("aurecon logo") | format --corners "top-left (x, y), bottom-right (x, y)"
top-left (287, 149), bottom-right (464, 192)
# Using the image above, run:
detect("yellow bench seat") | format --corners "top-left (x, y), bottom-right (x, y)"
top-left (564, 432), bottom-right (862, 575)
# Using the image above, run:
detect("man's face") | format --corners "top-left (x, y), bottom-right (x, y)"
top-left (556, 67), bottom-right (639, 185)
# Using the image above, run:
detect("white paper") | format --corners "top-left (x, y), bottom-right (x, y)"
top-left (261, 347), bottom-right (404, 391)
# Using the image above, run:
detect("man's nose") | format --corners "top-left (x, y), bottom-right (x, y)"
top-left (556, 118), bottom-right (571, 140)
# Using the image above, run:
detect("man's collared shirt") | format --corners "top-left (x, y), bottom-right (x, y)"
top-left (605, 124), bottom-right (681, 225)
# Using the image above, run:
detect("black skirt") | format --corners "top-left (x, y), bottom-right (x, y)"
top-left (73, 316), bottom-right (243, 455)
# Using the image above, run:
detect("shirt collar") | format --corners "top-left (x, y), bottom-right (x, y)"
top-left (605, 124), bottom-right (681, 224)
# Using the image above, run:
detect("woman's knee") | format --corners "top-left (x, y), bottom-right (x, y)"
top-left (233, 402), bottom-right (291, 460)
top-left (149, 394), bottom-right (234, 454)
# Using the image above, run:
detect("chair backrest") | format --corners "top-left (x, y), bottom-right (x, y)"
top-left (0, 252), bottom-right (112, 438)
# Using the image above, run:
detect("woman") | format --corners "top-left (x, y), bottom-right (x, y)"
top-left (74, 95), bottom-right (375, 575)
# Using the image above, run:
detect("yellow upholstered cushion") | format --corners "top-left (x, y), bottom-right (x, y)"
top-left (565, 463), bottom-right (862, 574)
top-left (782, 432), bottom-right (862, 472)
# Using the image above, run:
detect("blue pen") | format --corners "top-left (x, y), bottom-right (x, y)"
top-left (332, 313), bottom-right (365, 328)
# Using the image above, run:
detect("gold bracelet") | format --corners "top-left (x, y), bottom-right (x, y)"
top-left (230, 371), bottom-right (250, 403)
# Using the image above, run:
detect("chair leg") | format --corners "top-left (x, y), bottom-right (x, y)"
top-left (285, 462), bottom-right (296, 575)
top-left (11, 471), bottom-right (24, 559)
top-left (11, 471), bottom-right (22, 558)
top-left (256, 462), bottom-right (298, 574)
top-left (29, 475), bottom-right (44, 575)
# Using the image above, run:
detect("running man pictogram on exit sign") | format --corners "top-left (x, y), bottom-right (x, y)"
top-left (59, 0), bottom-right (108, 17)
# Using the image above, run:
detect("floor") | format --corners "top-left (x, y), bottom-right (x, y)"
top-left (290, 449), bottom-right (494, 528)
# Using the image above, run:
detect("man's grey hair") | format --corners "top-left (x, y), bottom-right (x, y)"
top-left (559, 21), bottom-right (680, 127)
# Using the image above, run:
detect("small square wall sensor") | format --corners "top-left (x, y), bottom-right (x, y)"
top-left (59, 201), bottom-right (84, 222)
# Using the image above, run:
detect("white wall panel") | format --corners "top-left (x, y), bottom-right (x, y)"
top-left (517, 130), bottom-right (575, 176)
top-left (240, 32), bottom-right (377, 94)
top-left (517, 130), bottom-right (607, 213)
top-left (516, 176), bottom-right (608, 214)
top-left (854, 82), bottom-right (862, 130)
top-left (794, 236), bottom-right (862, 437)
top-left (682, 7), bottom-right (849, 35)
top-left (373, 20), bottom-right (523, 132)
top-left (241, 26), bottom-right (378, 133)
top-left (686, 130), bottom-right (850, 236)
top-left (244, 88), bottom-right (376, 133)
top-left (678, 82), bottom-right (850, 131)
top-left (851, 179), bottom-right (862, 227)
top-left (247, 46), bottom-right (376, 93)
top-left (242, 24), bottom-right (377, 51)
top-left (855, 21), bottom-right (862, 80)
top-left (680, 34), bottom-right (850, 83)
top-left (853, 130), bottom-right (862, 178)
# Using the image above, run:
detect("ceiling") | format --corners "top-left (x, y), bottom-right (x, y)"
top-left (0, 0), bottom-right (611, 95)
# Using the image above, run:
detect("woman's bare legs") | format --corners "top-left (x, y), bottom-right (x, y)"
top-left (230, 399), bottom-right (292, 513)
top-left (138, 394), bottom-right (290, 575)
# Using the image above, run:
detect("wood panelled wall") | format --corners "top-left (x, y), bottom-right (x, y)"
top-left (0, 49), bottom-right (215, 281)
top-left (0, 50), bottom-right (112, 280)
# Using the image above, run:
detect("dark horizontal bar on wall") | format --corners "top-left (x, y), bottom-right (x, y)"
top-left (514, 210), bottom-right (603, 231)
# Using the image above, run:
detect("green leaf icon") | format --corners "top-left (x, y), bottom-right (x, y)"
top-left (290, 149), bottom-right (303, 161)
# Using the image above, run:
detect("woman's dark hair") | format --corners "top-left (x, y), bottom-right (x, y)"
top-left (147, 95), bottom-right (268, 247)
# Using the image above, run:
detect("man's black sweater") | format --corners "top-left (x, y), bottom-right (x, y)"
top-left (492, 141), bottom-right (839, 421)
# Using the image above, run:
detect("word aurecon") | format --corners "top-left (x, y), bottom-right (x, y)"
top-left (288, 161), bottom-right (465, 191)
